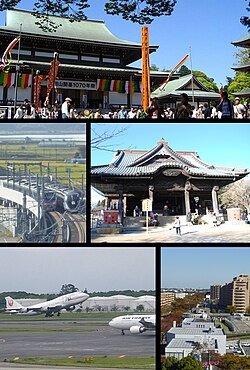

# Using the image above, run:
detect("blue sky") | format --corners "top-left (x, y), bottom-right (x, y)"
top-left (91, 123), bottom-right (250, 170)
top-left (161, 247), bottom-right (250, 289)
top-left (0, 247), bottom-right (155, 293)
top-left (0, 0), bottom-right (248, 86)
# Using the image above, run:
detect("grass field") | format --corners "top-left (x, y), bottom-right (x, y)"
top-left (9, 356), bottom-right (155, 369)
top-left (0, 311), bottom-right (137, 321)
top-left (0, 160), bottom-right (86, 187)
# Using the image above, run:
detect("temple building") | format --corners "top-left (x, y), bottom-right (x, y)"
top-left (91, 138), bottom-right (249, 220)
top-left (231, 33), bottom-right (250, 98)
top-left (151, 74), bottom-right (221, 109)
top-left (0, 9), bottom-right (178, 108)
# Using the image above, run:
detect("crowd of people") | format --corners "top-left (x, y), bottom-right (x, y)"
top-left (9, 92), bottom-right (250, 120)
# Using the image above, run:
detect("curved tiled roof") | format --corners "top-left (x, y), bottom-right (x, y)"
top-left (151, 74), bottom-right (220, 100)
top-left (91, 139), bottom-right (249, 179)
top-left (1, 9), bottom-right (142, 47)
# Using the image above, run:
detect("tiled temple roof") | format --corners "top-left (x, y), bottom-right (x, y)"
top-left (91, 139), bottom-right (249, 179)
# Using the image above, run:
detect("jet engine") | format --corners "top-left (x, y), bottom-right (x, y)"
top-left (130, 326), bottom-right (147, 334)
top-left (66, 306), bottom-right (75, 311)
top-left (20, 307), bottom-right (29, 313)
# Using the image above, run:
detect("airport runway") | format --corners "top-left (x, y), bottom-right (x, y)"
top-left (0, 320), bottom-right (155, 360)
top-left (0, 364), bottom-right (148, 370)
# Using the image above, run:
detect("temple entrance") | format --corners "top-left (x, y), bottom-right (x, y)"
top-left (125, 193), bottom-right (185, 217)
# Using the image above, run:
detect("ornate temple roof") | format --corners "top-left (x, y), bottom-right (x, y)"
top-left (231, 33), bottom-right (250, 48)
top-left (91, 139), bottom-right (249, 179)
top-left (1, 9), bottom-right (141, 47)
top-left (151, 75), bottom-right (220, 100)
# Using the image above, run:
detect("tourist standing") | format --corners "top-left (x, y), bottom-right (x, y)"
top-left (174, 216), bottom-right (181, 235)
top-left (203, 103), bottom-right (211, 119)
top-left (175, 93), bottom-right (192, 119)
top-left (14, 104), bottom-right (23, 119)
top-left (61, 97), bottom-right (72, 119)
top-left (118, 105), bottom-right (128, 119)
top-left (146, 97), bottom-right (161, 119)
top-left (216, 92), bottom-right (234, 119)
top-left (128, 107), bottom-right (136, 119)
top-left (210, 104), bottom-right (218, 119)
top-left (136, 105), bottom-right (146, 119)
top-left (196, 104), bottom-right (204, 119)
top-left (233, 97), bottom-right (246, 119)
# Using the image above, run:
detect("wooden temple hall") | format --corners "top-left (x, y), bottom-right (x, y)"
top-left (0, 9), bottom-right (162, 108)
top-left (91, 139), bottom-right (249, 220)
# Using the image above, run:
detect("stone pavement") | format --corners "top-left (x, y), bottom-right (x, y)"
top-left (91, 222), bottom-right (250, 244)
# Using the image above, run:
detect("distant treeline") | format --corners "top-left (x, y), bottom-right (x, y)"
top-left (0, 290), bottom-right (155, 310)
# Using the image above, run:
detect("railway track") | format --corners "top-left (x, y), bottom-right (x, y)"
top-left (46, 211), bottom-right (85, 243)
top-left (65, 212), bottom-right (86, 243)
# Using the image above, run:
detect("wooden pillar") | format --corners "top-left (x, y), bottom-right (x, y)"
top-left (149, 185), bottom-right (154, 208)
top-left (118, 189), bottom-right (123, 224)
top-left (184, 181), bottom-right (191, 216)
top-left (123, 195), bottom-right (127, 218)
top-left (212, 186), bottom-right (219, 216)
top-left (129, 75), bottom-right (133, 108)
top-left (104, 196), bottom-right (109, 210)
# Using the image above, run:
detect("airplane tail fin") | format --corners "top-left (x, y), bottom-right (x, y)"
top-left (5, 296), bottom-right (24, 310)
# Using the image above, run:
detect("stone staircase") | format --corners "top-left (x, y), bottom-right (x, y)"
top-left (123, 215), bottom-right (187, 229)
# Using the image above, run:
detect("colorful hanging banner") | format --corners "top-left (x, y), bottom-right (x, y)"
top-left (160, 54), bottom-right (189, 91)
top-left (98, 79), bottom-right (141, 93)
top-left (0, 71), bottom-right (32, 88)
top-left (33, 74), bottom-right (47, 106)
top-left (0, 37), bottom-right (20, 72)
top-left (45, 56), bottom-right (60, 104)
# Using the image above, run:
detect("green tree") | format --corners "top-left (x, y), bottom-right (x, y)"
top-left (193, 70), bottom-right (219, 92)
top-left (136, 304), bottom-right (145, 312)
top-left (178, 65), bottom-right (191, 76)
top-left (233, 48), bottom-right (250, 66)
top-left (59, 284), bottom-right (78, 295)
top-left (178, 356), bottom-right (203, 370)
top-left (227, 72), bottom-right (250, 98)
top-left (240, 1), bottom-right (250, 30)
top-left (124, 306), bottom-right (130, 311)
top-left (161, 357), bottom-right (179, 370)
top-left (245, 306), bottom-right (250, 315)
top-left (225, 305), bottom-right (237, 315)
top-left (150, 64), bottom-right (159, 71)
top-left (218, 353), bottom-right (250, 369)
top-left (0, 0), bottom-right (177, 32)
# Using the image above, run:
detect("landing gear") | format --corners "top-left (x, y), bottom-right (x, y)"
top-left (121, 330), bottom-right (125, 335)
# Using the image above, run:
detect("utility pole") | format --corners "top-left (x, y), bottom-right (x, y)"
top-left (22, 190), bottom-right (27, 242)
top-left (189, 45), bottom-right (195, 105)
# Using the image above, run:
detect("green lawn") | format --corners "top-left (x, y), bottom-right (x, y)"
top-left (0, 311), bottom-right (137, 321)
top-left (9, 356), bottom-right (155, 369)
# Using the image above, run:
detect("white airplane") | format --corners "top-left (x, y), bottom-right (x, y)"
top-left (109, 314), bottom-right (155, 335)
top-left (5, 291), bottom-right (89, 317)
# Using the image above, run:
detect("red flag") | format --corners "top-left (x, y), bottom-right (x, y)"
top-left (219, 83), bottom-right (223, 101)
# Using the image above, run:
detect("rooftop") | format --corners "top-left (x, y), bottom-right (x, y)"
top-left (151, 74), bottom-right (220, 100)
top-left (0, 9), bottom-right (143, 47)
top-left (91, 139), bottom-right (248, 179)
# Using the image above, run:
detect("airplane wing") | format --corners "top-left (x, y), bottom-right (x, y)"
top-left (27, 305), bottom-right (62, 314)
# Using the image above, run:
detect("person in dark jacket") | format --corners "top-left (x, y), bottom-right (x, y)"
top-left (216, 92), bottom-right (234, 119)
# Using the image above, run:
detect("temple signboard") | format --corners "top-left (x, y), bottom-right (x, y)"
top-left (55, 80), bottom-right (97, 90)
